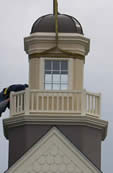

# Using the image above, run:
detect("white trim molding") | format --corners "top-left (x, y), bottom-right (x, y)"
top-left (3, 115), bottom-right (108, 141)
top-left (24, 33), bottom-right (90, 56)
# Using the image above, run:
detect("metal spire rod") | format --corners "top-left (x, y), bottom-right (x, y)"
top-left (53, 0), bottom-right (58, 15)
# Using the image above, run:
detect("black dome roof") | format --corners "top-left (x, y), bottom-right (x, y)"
top-left (31, 14), bottom-right (83, 34)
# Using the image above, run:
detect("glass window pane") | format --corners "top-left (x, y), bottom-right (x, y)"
top-left (45, 70), bottom-right (51, 74)
top-left (53, 74), bottom-right (60, 83)
top-left (45, 83), bottom-right (52, 90)
top-left (61, 70), bottom-right (68, 74)
top-left (44, 60), bottom-right (68, 91)
top-left (53, 84), bottom-right (60, 90)
top-left (61, 61), bottom-right (68, 70)
top-left (53, 60), bottom-right (59, 70)
top-left (45, 60), bottom-right (51, 70)
top-left (61, 74), bottom-right (68, 83)
top-left (53, 70), bottom-right (60, 74)
top-left (45, 74), bottom-right (52, 83)
top-left (61, 84), bottom-right (68, 90)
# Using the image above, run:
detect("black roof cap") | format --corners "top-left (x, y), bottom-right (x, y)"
top-left (31, 14), bottom-right (83, 34)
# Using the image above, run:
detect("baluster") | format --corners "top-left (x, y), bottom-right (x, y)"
top-left (97, 96), bottom-right (99, 115)
top-left (70, 94), bottom-right (72, 111)
top-left (62, 94), bottom-right (64, 112)
top-left (20, 94), bottom-right (22, 112)
top-left (88, 94), bottom-right (90, 113)
top-left (76, 94), bottom-right (79, 112)
top-left (17, 95), bottom-right (20, 113)
top-left (56, 93), bottom-right (58, 111)
top-left (31, 93), bottom-right (34, 111)
top-left (14, 95), bottom-right (17, 114)
top-left (47, 94), bottom-right (49, 111)
top-left (95, 96), bottom-right (98, 115)
top-left (36, 93), bottom-right (39, 111)
top-left (72, 93), bottom-right (74, 112)
top-left (41, 95), bottom-right (44, 111)
top-left (22, 93), bottom-right (25, 112)
top-left (67, 95), bottom-right (69, 112)
top-left (93, 96), bottom-right (95, 114)
top-left (52, 94), bottom-right (54, 111)
top-left (92, 95), bottom-right (94, 114)
top-left (78, 93), bottom-right (81, 112)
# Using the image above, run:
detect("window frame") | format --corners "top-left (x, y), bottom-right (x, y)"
top-left (44, 60), bottom-right (68, 90)
top-left (40, 57), bottom-right (73, 90)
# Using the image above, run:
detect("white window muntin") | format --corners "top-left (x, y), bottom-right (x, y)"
top-left (40, 57), bottom-right (73, 90)
top-left (44, 60), bottom-right (68, 90)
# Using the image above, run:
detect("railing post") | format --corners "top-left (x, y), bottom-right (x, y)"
top-left (24, 88), bottom-right (30, 115)
top-left (81, 89), bottom-right (87, 116)
top-left (10, 92), bottom-right (14, 117)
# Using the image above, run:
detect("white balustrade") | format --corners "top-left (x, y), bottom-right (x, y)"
top-left (86, 92), bottom-right (101, 116)
top-left (10, 89), bottom-right (101, 118)
top-left (10, 90), bottom-right (25, 116)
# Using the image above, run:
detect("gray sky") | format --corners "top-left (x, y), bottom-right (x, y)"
top-left (0, 0), bottom-right (113, 172)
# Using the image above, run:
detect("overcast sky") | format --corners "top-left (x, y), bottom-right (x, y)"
top-left (0, 0), bottom-right (113, 172)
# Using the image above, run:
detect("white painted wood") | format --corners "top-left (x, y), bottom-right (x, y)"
top-left (24, 88), bottom-right (30, 115)
top-left (81, 90), bottom-right (86, 115)
top-left (10, 92), bottom-right (15, 116)
top-left (24, 33), bottom-right (90, 56)
top-left (10, 89), bottom-right (101, 118)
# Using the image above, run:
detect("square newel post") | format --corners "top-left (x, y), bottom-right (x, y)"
top-left (24, 88), bottom-right (30, 115)
top-left (81, 89), bottom-right (87, 116)
top-left (10, 91), bottom-right (15, 117)
top-left (98, 93), bottom-right (101, 117)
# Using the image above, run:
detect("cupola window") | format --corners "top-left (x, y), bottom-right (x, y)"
top-left (44, 60), bottom-right (68, 90)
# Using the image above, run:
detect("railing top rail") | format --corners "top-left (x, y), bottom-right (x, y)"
top-left (10, 89), bottom-right (101, 97)
top-left (30, 89), bottom-right (84, 93)
top-left (10, 90), bottom-right (26, 96)
top-left (10, 89), bottom-right (101, 98)
top-left (86, 91), bottom-right (101, 97)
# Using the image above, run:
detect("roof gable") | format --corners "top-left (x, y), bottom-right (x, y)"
top-left (6, 127), bottom-right (101, 173)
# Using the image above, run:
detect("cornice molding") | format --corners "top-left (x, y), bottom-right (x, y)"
top-left (3, 115), bottom-right (108, 141)
top-left (24, 33), bottom-right (90, 56)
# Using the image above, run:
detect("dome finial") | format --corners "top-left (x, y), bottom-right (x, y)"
top-left (53, 0), bottom-right (58, 15)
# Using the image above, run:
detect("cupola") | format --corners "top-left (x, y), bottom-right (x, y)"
top-left (24, 0), bottom-right (90, 90)
top-left (3, 1), bottom-right (108, 172)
